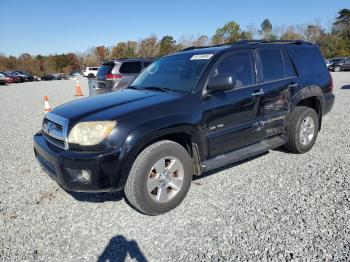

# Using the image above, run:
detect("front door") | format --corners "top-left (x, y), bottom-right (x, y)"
top-left (203, 50), bottom-right (266, 158)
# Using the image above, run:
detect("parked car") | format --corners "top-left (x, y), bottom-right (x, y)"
top-left (83, 67), bottom-right (99, 78)
top-left (33, 76), bottom-right (41, 81)
top-left (33, 40), bottom-right (334, 215)
top-left (14, 70), bottom-right (34, 81)
top-left (92, 58), bottom-right (152, 96)
top-left (0, 73), bottom-right (6, 85)
top-left (41, 75), bottom-right (55, 81)
top-left (0, 72), bottom-right (20, 83)
top-left (6, 71), bottom-right (26, 82)
top-left (328, 57), bottom-right (350, 72)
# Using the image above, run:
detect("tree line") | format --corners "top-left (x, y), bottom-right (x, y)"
top-left (0, 8), bottom-right (349, 76)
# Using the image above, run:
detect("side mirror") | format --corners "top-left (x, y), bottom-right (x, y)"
top-left (207, 74), bottom-right (236, 93)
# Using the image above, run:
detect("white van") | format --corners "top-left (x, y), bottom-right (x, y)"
top-left (83, 67), bottom-right (99, 78)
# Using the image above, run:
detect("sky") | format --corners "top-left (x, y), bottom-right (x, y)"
top-left (1, 0), bottom-right (349, 56)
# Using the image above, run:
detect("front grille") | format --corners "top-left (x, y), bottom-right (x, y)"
top-left (42, 113), bottom-right (69, 150)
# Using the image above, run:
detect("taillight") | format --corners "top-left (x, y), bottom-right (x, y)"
top-left (105, 73), bottom-right (122, 80)
top-left (329, 72), bottom-right (334, 92)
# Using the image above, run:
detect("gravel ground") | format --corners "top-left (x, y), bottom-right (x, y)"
top-left (1, 73), bottom-right (350, 261)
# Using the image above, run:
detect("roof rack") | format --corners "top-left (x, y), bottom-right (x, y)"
top-left (233, 40), bottom-right (313, 45)
top-left (179, 39), bottom-right (313, 52)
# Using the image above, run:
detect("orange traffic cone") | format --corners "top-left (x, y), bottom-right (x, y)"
top-left (44, 96), bottom-right (51, 114)
top-left (74, 79), bottom-right (84, 96)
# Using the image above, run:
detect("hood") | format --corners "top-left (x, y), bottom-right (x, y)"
top-left (52, 89), bottom-right (185, 122)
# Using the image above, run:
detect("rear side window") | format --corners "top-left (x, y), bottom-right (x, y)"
top-left (211, 50), bottom-right (255, 88)
top-left (120, 62), bottom-right (142, 74)
top-left (259, 49), bottom-right (285, 81)
top-left (97, 64), bottom-right (114, 77)
top-left (282, 50), bottom-right (296, 77)
top-left (292, 47), bottom-right (327, 75)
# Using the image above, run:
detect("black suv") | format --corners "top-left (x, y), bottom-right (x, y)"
top-left (33, 40), bottom-right (335, 215)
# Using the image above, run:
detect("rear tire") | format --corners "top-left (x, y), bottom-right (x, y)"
top-left (284, 106), bottom-right (319, 154)
top-left (87, 73), bottom-right (95, 78)
top-left (124, 140), bottom-right (193, 215)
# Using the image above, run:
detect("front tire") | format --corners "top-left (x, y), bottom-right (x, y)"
top-left (284, 106), bottom-right (319, 154)
top-left (125, 140), bottom-right (193, 215)
top-left (334, 65), bottom-right (342, 72)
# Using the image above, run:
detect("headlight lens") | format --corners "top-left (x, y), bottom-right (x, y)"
top-left (67, 121), bottom-right (116, 146)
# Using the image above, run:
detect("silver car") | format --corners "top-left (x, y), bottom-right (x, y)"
top-left (90, 58), bottom-right (153, 96)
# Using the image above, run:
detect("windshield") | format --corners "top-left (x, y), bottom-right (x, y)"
top-left (129, 53), bottom-right (213, 92)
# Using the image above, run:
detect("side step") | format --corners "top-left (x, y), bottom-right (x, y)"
top-left (201, 136), bottom-right (287, 172)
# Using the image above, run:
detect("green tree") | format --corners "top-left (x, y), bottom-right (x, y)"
top-left (159, 36), bottom-right (176, 56)
top-left (240, 31), bottom-right (253, 40)
top-left (334, 8), bottom-right (350, 37)
top-left (260, 19), bottom-right (276, 40)
top-left (212, 21), bottom-right (241, 44)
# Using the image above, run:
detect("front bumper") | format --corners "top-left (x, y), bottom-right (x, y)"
top-left (33, 132), bottom-right (125, 192)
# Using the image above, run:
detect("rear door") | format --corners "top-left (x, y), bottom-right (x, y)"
top-left (257, 48), bottom-right (297, 137)
top-left (118, 61), bottom-right (142, 88)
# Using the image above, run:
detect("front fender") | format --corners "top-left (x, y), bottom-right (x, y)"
top-left (115, 114), bottom-right (205, 189)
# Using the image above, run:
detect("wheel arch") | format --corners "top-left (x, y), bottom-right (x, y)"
top-left (116, 121), bottom-right (204, 189)
top-left (291, 85), bottom-right (325, 130)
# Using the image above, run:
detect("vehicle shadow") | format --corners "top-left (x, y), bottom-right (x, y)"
top-left (341, 85), bottom-right (350, 89)
top-left (194, 151), bottom-right (269, 181)
top-left (98, 235), bottom-right (148, 262)
top-left (67, 191), bottom-right (124, 203)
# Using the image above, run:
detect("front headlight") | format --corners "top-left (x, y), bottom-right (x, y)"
top-left (67, 121), bottom-right (117, 146)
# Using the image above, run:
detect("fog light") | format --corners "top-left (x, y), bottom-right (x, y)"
top-left (81, 170), bottom-right (91, 183)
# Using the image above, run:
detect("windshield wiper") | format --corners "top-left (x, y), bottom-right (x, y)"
top-left (140, 86), bottom-right (174, 92)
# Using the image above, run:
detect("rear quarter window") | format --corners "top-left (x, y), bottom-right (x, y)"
top-left (97, 64), bottom-right (114, 77)
top-left (120, 62), bottom-right (142, 74)
top-left (291, 47), bottom-right (327, 76)
top-left (259, 49), bottom-right (285, 81)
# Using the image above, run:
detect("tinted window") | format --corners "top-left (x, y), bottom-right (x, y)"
top-left (211, 51), bottom-right (255, 88)
top-left (282, 50), bottom-right (296, 77)
top-left (120, 62), bottom-right (142, 74)
top-left (293, 47), bottom-right (327, 75)
top-left (97, 64), bottom-right (114, 77)
top-left (260, 49), bottom-right (285, 81)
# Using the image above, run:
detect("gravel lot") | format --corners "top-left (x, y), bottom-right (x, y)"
top-left (1, 73), bottom-right (350, 261)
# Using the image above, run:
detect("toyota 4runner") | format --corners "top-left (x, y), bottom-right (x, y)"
top-left (33, 40), bottom-right (335, 215)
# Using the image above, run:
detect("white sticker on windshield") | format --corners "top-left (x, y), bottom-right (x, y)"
top-left (190, 54), bottom-right (213, 60)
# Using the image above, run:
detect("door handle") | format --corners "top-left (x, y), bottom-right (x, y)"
top-left (288, 83), bottom-right (299, 88)
top-left (251, 88), bottom-right (264, 96)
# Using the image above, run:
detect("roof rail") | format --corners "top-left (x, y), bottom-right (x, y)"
top-left (178, 40), bottom-right (313, 53)
top-left (233, 40), bottom-right (313, 45)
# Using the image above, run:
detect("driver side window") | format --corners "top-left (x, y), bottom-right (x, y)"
top-left (211, 51), bottom-right (256, 88)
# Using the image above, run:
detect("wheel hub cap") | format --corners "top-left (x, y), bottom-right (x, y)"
top-left (146, 157), bottom-right (184, 203)
top-left (299, 116), bottom-right (315, 146)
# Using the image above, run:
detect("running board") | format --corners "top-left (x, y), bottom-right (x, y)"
top-left (201, 136), bottom-right (287, 172)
